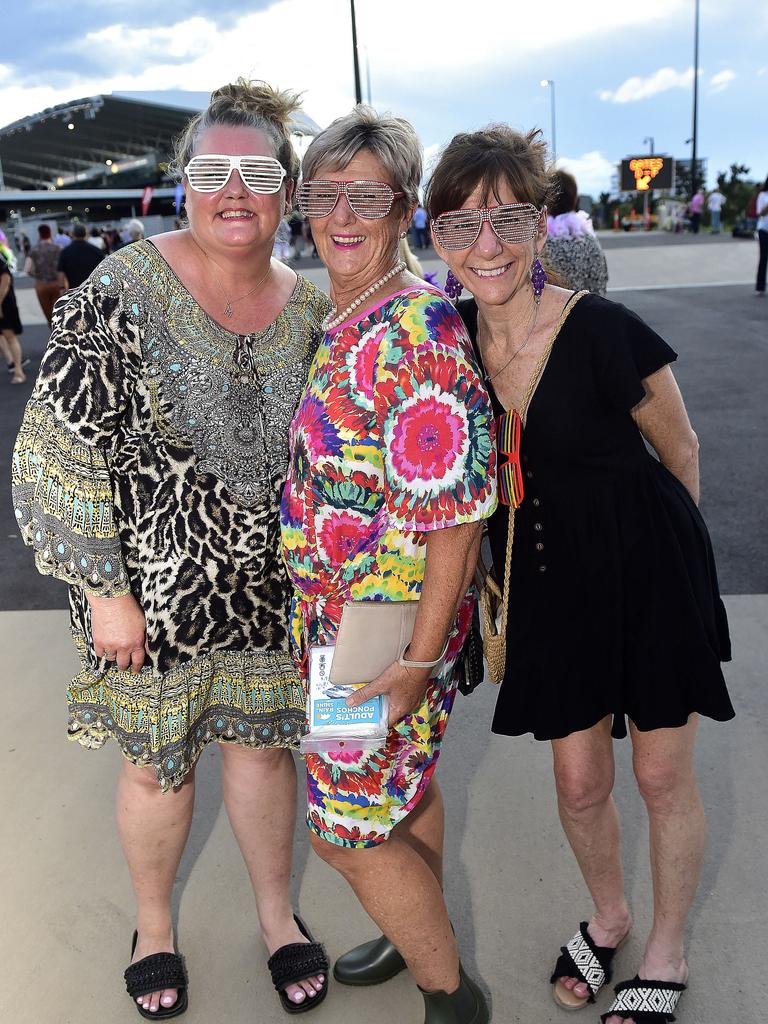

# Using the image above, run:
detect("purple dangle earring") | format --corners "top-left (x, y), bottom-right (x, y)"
top-left (444, 270), bottom-right (463, 301)
top-left (530, 257), bottom-right (547, 300)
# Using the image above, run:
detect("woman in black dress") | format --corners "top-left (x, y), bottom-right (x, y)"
top-left (427, 126), bottom-right (733, 1024)
top-left (0, 247), bottom-right (26, 383)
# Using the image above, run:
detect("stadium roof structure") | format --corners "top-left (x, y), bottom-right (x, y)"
top-left (0, 92), bottom-right (322, 192)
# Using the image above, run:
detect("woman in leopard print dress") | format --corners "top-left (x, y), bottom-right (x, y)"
top-left (12, 81), bottom-right (331, 1016)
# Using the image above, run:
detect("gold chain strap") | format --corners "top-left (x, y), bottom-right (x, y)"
top-left (481, 291), bottom-right (587, 684)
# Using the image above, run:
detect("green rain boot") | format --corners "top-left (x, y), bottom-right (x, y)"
top-left (333, 935), bottom-right (407, 986)
top-left (421, 966), bottom-right (490, 1024)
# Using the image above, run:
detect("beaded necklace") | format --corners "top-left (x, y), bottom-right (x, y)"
top-left (325, 260), bottom-right (406, 331)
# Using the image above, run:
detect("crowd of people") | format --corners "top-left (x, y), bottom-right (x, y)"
top-left (8, 78), bottom-right (739, 1024)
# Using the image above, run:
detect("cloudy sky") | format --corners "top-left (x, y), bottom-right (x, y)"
top-left (3, 0), bottom-right (766, 195)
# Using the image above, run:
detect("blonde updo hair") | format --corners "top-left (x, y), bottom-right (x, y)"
top-left (172, 78), bottom-right (303, 181)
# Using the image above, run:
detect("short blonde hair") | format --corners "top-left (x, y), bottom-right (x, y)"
top-left (302, 105), bottom-right (422, 208)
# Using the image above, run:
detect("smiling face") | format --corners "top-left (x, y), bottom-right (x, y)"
top-left (184, 124), bottom-right (291, 255)
top-left (432, 178), bottom-right (547, 309)
top-left (308, 149), bottom-right (411, 296)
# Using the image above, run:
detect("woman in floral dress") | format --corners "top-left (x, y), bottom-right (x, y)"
top-left (280, 107), bottom-right (496, 1024)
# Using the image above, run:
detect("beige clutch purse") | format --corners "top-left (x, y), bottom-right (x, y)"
top-left (329, 600), bottom-right (446, 685)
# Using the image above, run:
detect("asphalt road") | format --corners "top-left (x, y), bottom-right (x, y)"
top-left (2, 241), bottom-right (765, 609)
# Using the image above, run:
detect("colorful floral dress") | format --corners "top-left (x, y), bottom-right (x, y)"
top-left (12, 240), bottom-right (330, 790)
top-left (280, 287), bottom-right (496, 848)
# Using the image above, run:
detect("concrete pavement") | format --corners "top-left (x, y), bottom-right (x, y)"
top-left (1, 232), bottom-right (765, 1023)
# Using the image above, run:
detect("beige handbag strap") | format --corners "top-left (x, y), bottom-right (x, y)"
top-left (493, 290), bottom-right (587, 642)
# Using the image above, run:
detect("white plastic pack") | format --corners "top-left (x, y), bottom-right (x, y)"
top-left (300, 645), bottom-right (389, 754)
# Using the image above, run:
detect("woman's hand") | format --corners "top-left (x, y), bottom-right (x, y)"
top-left (345, 660), bottom-right (432, 727)
top-left (86, 592), bottom-right (147, 674)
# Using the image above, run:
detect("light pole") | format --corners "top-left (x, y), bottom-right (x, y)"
top-left (350, 0), bottom-right (363, 105)
top-left (642, 137), bottom-right (655, 230)
top-left (691, 0), bottom-right (700, 195)
top-left (540, 79), bottom-right (556, 162)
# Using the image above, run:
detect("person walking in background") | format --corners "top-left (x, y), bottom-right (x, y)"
top-left (541, 169), bottom-right (608, 294)
top-left (87, 226), bottom-right (106, 250)
top-left (755, 175), bottom-right (768, 296)
top-left (0, 245), bottom-right (26, 383)
top-left (707, 188), bottom-right (725, 234)
top-left (24, 225), bottom-right (62, 327)
top-left (57, 223), bottom-right (105, 290)
top-left (688, 187), bottom-right (704, 234)
top-left (411, 202), bottom-right (429, 248)
top-left (54, 226), bottom-right (71, 248)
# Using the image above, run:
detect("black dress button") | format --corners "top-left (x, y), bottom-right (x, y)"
top-left (538, 564), bottom-right (547, 573)
top-left (532, 498), bottom-right (540, 507)
top-left (525, 470), bottom-right (533, 479)
top-left (534, 522), bottom-right (543, 531)
top-left (535, 542), bottom-right (544, 551)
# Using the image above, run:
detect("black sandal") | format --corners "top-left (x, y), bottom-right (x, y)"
top-left (267, 915), bottom-right (329, 1015)
top-left (601, 976), bottom-right (687, 1022)
top-left (124, 931), bottom-right (188, 1020)
top-left (551, 921), bottom-right (629, 1010)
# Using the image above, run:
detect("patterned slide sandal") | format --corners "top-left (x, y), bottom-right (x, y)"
top-left (551, 922), bottom-right (628, 1010)
top-left (123, 931), bottom-right (189, 1020)
top-left (600, 977), bottom-right (686, 1023)
top-left (267, 915), bottom-right (330, 1015)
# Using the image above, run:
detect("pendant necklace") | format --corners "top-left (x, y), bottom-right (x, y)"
top-left (483, 294), bottom-right (541, 383)
top-left (190, 234), bottom-right (273, 319)
top-left (325, 260), bottom-right (406, 331)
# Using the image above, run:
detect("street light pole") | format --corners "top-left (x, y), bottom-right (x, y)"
top-left (350, 0), bottom-right (363, 105)
top-left (691, 0), bottom-right (700, 194)
top-left (540, 79), bottom-right (556, 162)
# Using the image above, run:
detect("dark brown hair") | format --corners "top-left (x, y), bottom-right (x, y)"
top-left (549, 169), bottom-right (579, 216)
top-left (38, 224), bottom-right (52, 239)
top-left (426, 125), bottom-right (553, 220)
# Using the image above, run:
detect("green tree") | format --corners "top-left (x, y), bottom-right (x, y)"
top-left (715, 163), bottom-right (757, 223)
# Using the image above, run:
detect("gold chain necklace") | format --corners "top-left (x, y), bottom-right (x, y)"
top-left (190, 234), bottom-right (273, 319)
top-left (482, 292), bottom-right (541, 383)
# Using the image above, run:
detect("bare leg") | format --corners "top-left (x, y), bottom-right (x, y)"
top-left (311, 823), bottom-right (459, 993)
top-left (396, 777), bottom-right (445, 886)
top-left (219, 745), bottom-right (325, 1008)
top-left (2, 329), bottom-right (26, 382)
top-left (603, 718), bottom-right (700, 1024)
top-left (117, 760), bottom-right (195, 1015)
top-left (552, 716), bottom-right (632, 1001)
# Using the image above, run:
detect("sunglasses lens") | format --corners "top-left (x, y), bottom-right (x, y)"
top-left (345, 182), bottom-right (395, 219)
top-left (434, 210), bottom-right (481, 250)
top-left (185, 157), bottom-right (232, 192)
top-left (490, 204), bottom-right (540, 243)
top-left (297, 181), bottom-right (339, 217)
top-left (239, 157), bottom-right (285, 194)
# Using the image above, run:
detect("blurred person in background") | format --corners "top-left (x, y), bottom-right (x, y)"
top-left (24, 225), bottom-right (62, 327)
top-left (57, 223), bottom-right (105, 290)
top-left (54, 225), bottom-right (71, 248)
top-left (755, 175), bottom-right (768, 296)
top-left (706, 187), bottom-right (725, 234)
top-left (541, 169), bottom-right (608, 295)
top-left (688, 187), bottom-right (704, 234)
top-left (0, 240), bottom-right (26, 382)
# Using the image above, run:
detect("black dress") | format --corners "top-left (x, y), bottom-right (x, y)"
top-left (0, 260), bottom-right (23, 335)
top-left (459, 293), bottom-right (734, 740)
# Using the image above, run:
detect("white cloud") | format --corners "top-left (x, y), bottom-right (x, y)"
top-left (599, 66), bottom-right (695, 104)
top-left (0, 0), bottom-right (692, 129)
top-left (556, 151), bottom-right (616, 196)
top-left (710, 69), bottom-right (736, 93)
top-left (758, 66), bottom-right (768, 77)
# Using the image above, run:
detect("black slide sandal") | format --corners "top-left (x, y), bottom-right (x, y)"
top-left (267, 915), bottom-right (330, 1015)
top-left (124, 931), bottom-right (188, 1020)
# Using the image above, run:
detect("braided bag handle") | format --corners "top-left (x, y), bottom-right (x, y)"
top-left (479, 291), bottom-right (586, 684)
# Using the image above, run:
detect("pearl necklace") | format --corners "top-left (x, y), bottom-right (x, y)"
top-left (325, 260), bottom-right (406, 331)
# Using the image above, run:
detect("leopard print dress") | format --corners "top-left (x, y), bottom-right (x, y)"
top-left (12, 240), bottom-right (330, 790)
